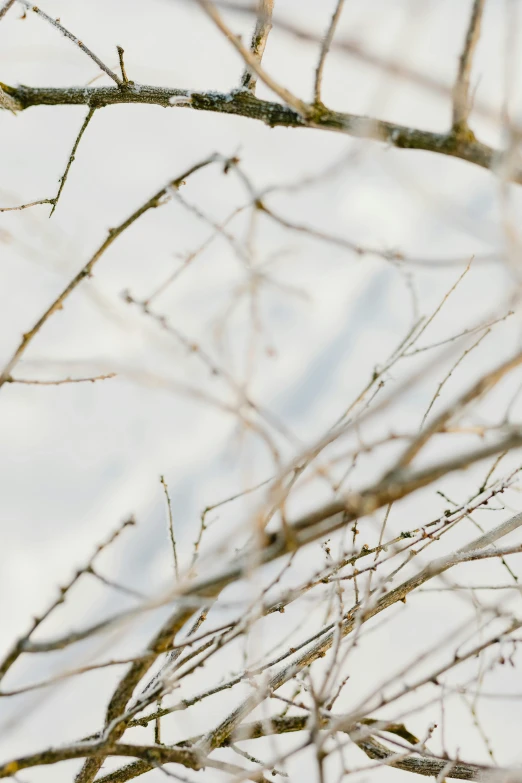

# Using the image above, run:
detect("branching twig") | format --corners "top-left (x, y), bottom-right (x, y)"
top-left (0, 154), bottom-right (220, 388)
top-left (16, 0), bottom-right (122, 85)
top-left (0, 517), bottom-right (135, 683)
top-left (194, 0), bottom-right (311, 116)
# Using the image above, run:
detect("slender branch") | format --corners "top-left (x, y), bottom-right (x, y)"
top-left (50, 106), bottom-right (96, 216)
top-left (211, 1), bottom-right (501, 125)
top-left (0, 0), bottom-right (15, 21)
top-left (0, 154), bottom-right (219, 389)
top-left (314, 0), bottom-right (345, 104)
top-left (0, 198), bottom-right (54, 211)
top-left (241, 0), bottom-right (274, 92)
top-left (388, 349), bottom-right (522, 473)
top-left (5, 372), bottom-right (116, 385)
top-left (4, 84), bottom-right (519, 183)
top-left (452, 0), bottom-right (486, 131)
top-left (16, 0), bottom-right (122, 85)
top-left (160, 475), bottom-right (179, 580)
top-left (0, 517), bottom-right (135, 683)
top-left (199, 512), bottom-right (522, 751)
top-left (194, 0), bottom-right (309, 116)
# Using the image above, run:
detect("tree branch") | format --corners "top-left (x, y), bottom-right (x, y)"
top-left (16, 0), bottom-right (122, 85)
top-left (195, 0), bottom-right (308, 116)
top-left (93, 715), bottom-right (521, 783)
top-left (3, 84), bottom-right (520, 183)
top-left (241, 0), bottom-right (274, 92)
top-left (0, 154), bottom-right (219, 389)
top-left (452, 0), bottom-right (486, 131)
top-left (50, 106), bottom-right (96, 216)
top-left (0, 0), bottom-right (15, 21)
top-left (314, 0), bottom-right (345, 104)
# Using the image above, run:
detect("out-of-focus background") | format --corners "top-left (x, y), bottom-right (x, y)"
top-left (1, 1), bottom-right (522, 781)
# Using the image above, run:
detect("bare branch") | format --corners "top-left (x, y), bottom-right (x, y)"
top-left (241, 0), bottom-right (274, 93)
top-left (5, 83), bottom-right (520, 183)
top-left (0, 0), bottom-right (15, 20)
top-left (0, 154), bottom-right (220, 388)
top-left (199, 511), bottom-right (522, 751)
top-left (5, 372), bottom-right (116, 385)
top-left (194, 0), bottom-right (309, 116)
top-left (16, 0), bottom-right (122, 85)
top-left (0, 198), bottom-right (55, 211)
top-left (314, 0), bottom-right (345, 104)
top-left (160, 476), bottom-right (179, 581)
top-left (50, 106), bottom-right (96, 216)
top-left (389, 349), bottom-right (522, 473)
top-left (452, 0), bottom-right (487, 131)
top-left (0, 517), bottom-right (135, 683)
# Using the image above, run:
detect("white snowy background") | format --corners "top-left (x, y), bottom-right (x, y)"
top-left (1, 1), bottom-right (522, 781)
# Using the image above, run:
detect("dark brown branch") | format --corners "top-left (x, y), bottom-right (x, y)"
top-left (50, 106), bottom-right (96, 216)
top-left (3, 84), bottom-right (518, 183)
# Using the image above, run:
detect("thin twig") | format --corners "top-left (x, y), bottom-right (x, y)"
top-left (160, 475), bottom-right (179, 580)
top-left (194, 0), bottom-right (309, 116)
top-left (241, 0), bottom-right (273, 92)
top-left (314, 0), bottom-right (345, 104)
top-left (16, 0), bottom-right (122, 85)
top-left (452, 0), bottom-right (486, 130)
top-left (420, 327), bottom-right (491, 428)
top-left (0, 198), bottom-right (55, 212)
top-left (0, 154), bottom-right (220, 388)
top-left (5, 373), bottom-right (115, 385)
top-left (0, 517), bottom-right (136, 683)
top-left (50, 106), bottom-right (96, 216)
